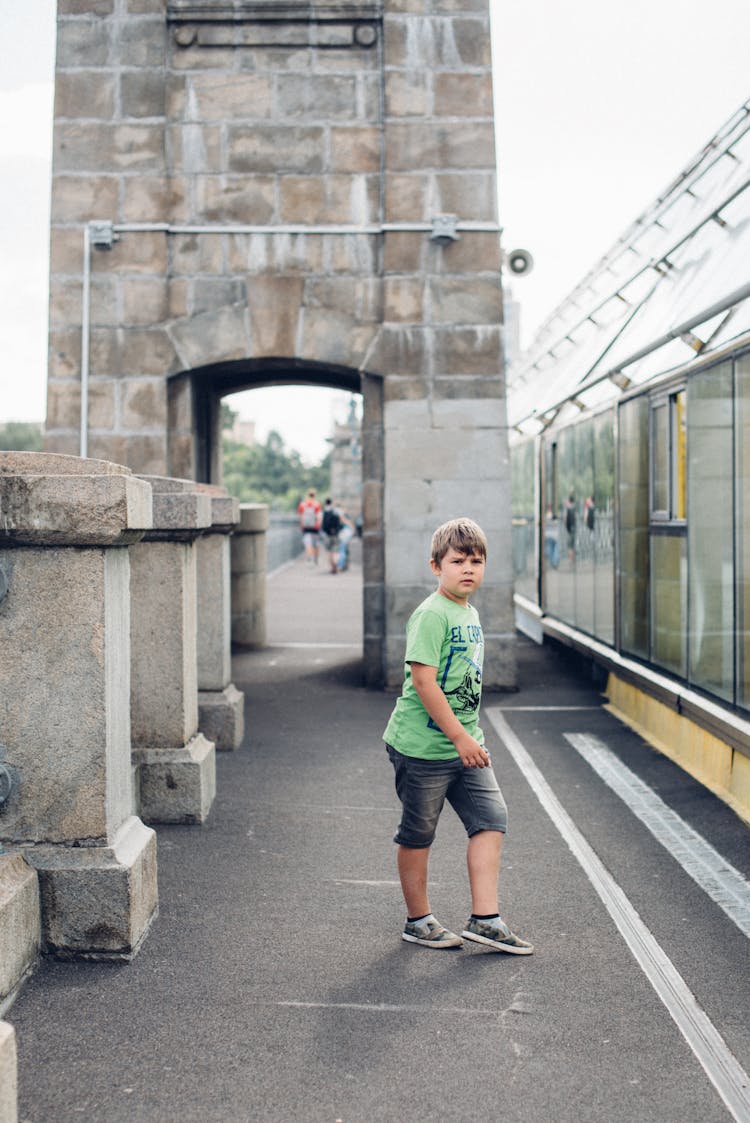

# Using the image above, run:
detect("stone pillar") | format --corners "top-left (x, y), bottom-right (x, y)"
top-left (195, 485), bottom-right (245, 751)
top-left (0, 1020), bottom-right (17, 1123)
top-left (231, 504), bottom-right (269, 649)
top-left (0, 452), bottom-right (158, 960)
top-left (375, 0), bottom-right (516, 689)
top-left (130, 476), bottom-right (216, 823)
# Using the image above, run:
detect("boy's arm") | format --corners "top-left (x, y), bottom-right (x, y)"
top-left (410, 662), bottom-right (490, 768)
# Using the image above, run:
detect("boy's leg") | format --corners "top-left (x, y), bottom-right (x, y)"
top-left (466, 829), bottom-right (503, 915)
top-left (397, 844), bottom-right (431, 917)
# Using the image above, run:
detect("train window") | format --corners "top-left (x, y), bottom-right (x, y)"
top-left (650, 388), bottom-right (686, 522)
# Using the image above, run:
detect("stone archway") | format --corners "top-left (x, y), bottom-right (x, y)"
top-left (168, 355), bottom-right (385, 684)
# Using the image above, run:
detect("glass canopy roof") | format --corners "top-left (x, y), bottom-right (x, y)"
top-left (507, 100), bottom-right (750, 434)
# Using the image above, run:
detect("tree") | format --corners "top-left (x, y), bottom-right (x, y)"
top-left (222, 429), bottom-right (330, 510)
top-left (0, 422), bottom-right (44, 451)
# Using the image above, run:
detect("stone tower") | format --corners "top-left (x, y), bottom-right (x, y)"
top-left (45, 0), bottom-right (516, 689)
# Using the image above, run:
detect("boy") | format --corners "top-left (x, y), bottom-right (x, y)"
top-left (383, 517), bottom-right (533, 955)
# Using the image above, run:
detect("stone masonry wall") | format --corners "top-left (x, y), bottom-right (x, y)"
top-left (44, 0), bottom-right (516, 688)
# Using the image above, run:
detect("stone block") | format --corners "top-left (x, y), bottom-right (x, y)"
top-left (198, 684), bottom-right (245, 752)
top-left (48, 331), bottom-right (82, 380)
top-left (118, 17), bottom-right (167, 68)
top-left (306, 277), bottom-right (381, 322)
top-left (0, 1021), bottom-right (17, 1123)
top-left (451, 18), bottom-right (492, 67)
top-left (435, 172), bottom-right (498, 222)
top-left (385, 121), bottom-right (496, 173)
top-left (299, 307), bottom-right (375, 369)
top-left (432, 325), bottom-right (503, 374)
top-left (26, 816), bottom-right (158, 958)
top-left (55, 71), bottom-right (116, 120)
top-left (91, 326), bottom-right (179, 379)
top-left (135, 734), bottom-right (216, 824)
top-left (276, 74), bottom-right (358, 120)
top-left (122, 278), bottom-right (170, 326)
top-left (166, 122), bottom-right (222, 175)
top-left (56, 18), bottom-right (110, 67)
top-left (382, 230), bottom-right (425, 272)
top-left (168, 306), bottom-right (249, 370)
top-left (120, 70), bottom-right (166, 118)
top-left (383, 172), bottom-right (428, 221)
top-left (384, 277), bottom-right (425, 322)
top-left (196, 532), bottom-right (232, 690)
top-left (433, 375), bottom-right (504, 401)
top-left (0, 471), bottom-right (151, 547)
top-left (433, 72), bottom-right (494, 116)
top-left (228, 125), bottom-right (325, 174)
top-left (431, 398), bottom-right (506, 430)
top-left (0, 855), bottom-right (40, 1007)
top-left (0, 546), bottom-right (134, 844)
top-left (429, 276), bottom-right (502, 324)
top-left (385, 71), bottom-right (430, 117)
top-left (95, 230), bottom-right (168, 277)
top-left (130, 539), bottom-right (196, 741)
top-left (247, 276), bottom-right (304, 356)
top-left (122, 175), bottom-right (188, 223)
top-left (89, 380), bottom-right (117, 430)
top-left (368, 324), bottom-right (427, 376)
top-left (121, 378), bottom-right (168, 431)
top-left (188, 72), bottom-right (273, 120)
top-left (329, 127), bottom-right (381, 172)
top-left (86, 434), bottom-right (168, 477)
top-left (197, 176), bottom-right (275, 224)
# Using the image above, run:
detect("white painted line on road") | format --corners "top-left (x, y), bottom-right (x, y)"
top-left (331, 879), bottom-right (401, 887)
top-left (486, 708), bottom-right (750, 1123)
top-left (267, 642), bottom-right (361, 650)
top-left (564, 732), bottom-right (750, 940)
top-left (275, 1000), bottom-right (502, 1016)
top-left (499, 706), bottom-right (601, 711)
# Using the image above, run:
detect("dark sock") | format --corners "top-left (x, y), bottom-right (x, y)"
top-left (407, 913), bottom-right (431, 924)
top-left (471, 913), bottom-right (500, 921)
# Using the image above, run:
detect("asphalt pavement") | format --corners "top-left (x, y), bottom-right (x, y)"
top-left (9, 541), bottom-right (750, 1123)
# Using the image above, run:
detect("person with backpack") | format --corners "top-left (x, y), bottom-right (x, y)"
top-left (298, 488), bottom-right (322, 565)
top-left (321, 497), bottom-right (343, 573)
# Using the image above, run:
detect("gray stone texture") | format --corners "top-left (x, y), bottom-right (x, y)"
top-left (0, 856), bottom-right (40, 1009)
top-left (129, 482), bottom-right (217, 820)
top-left (0, 1021), bottom-right (17, 1123)
top-left (231, 504), bottom-right (269, 648)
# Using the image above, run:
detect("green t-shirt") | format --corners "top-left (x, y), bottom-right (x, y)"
top-left (383, 591), bottom-right (485, 760)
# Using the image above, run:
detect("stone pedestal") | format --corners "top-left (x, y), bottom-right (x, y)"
top-left (0, 1020), bottom-right (17, 1123)
top-left (0, 452), bottom-right (158, 960)
top-left (231, 504), bottom-right (269, 648)
top-left (0, 855), bottom-right (40, 1011)
top-left (131, 477), bottom-right (216, 823)
top-left (195, 487), bottom-right (244, 751)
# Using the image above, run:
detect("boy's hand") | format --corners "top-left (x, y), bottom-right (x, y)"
top-left (454, 732), bottom-right (491, 769)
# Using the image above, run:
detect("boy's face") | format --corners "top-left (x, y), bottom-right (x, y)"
top-left (430, 547), bottom-right (486, 605)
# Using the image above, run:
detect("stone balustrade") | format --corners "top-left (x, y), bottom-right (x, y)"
top-left (231, 504), bottom-right (270, 649)
top-left (130, 476), bottom-right (216, 823)
top-left (195, 485), bottom-right (245, 751)
top-left (0, 454), bottom-right (269, 1122)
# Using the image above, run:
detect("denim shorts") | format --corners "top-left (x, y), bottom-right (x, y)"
top-left (386, 744), bottom-right (508, 848)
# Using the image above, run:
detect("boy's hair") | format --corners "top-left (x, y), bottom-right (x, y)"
top-left (430, 518), bottom-right (488, 564)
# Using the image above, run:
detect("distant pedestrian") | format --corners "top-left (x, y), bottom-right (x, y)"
top-left (337, 509), bottom-right (355, 571)
top-left (564, 494), bottom-right (577, 561)
top-left (298, 488), bottom-right (321, 565)
top-left (382, 517), bottom-right (533, 955)
top-left (321, 497), bottom-right (343, 573)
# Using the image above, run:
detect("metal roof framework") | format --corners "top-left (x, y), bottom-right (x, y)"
top-left (507, 100), bottom-right (750, 434)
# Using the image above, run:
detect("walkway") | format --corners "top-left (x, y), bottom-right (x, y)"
top-left (8, 545), bottom-right (750, 1122)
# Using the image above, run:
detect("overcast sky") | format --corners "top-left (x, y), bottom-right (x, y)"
top-left (1, 0), bottom-right (749, 461)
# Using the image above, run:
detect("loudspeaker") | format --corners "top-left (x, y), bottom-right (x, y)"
top-left (506, 248), bottom-right (534, 276)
